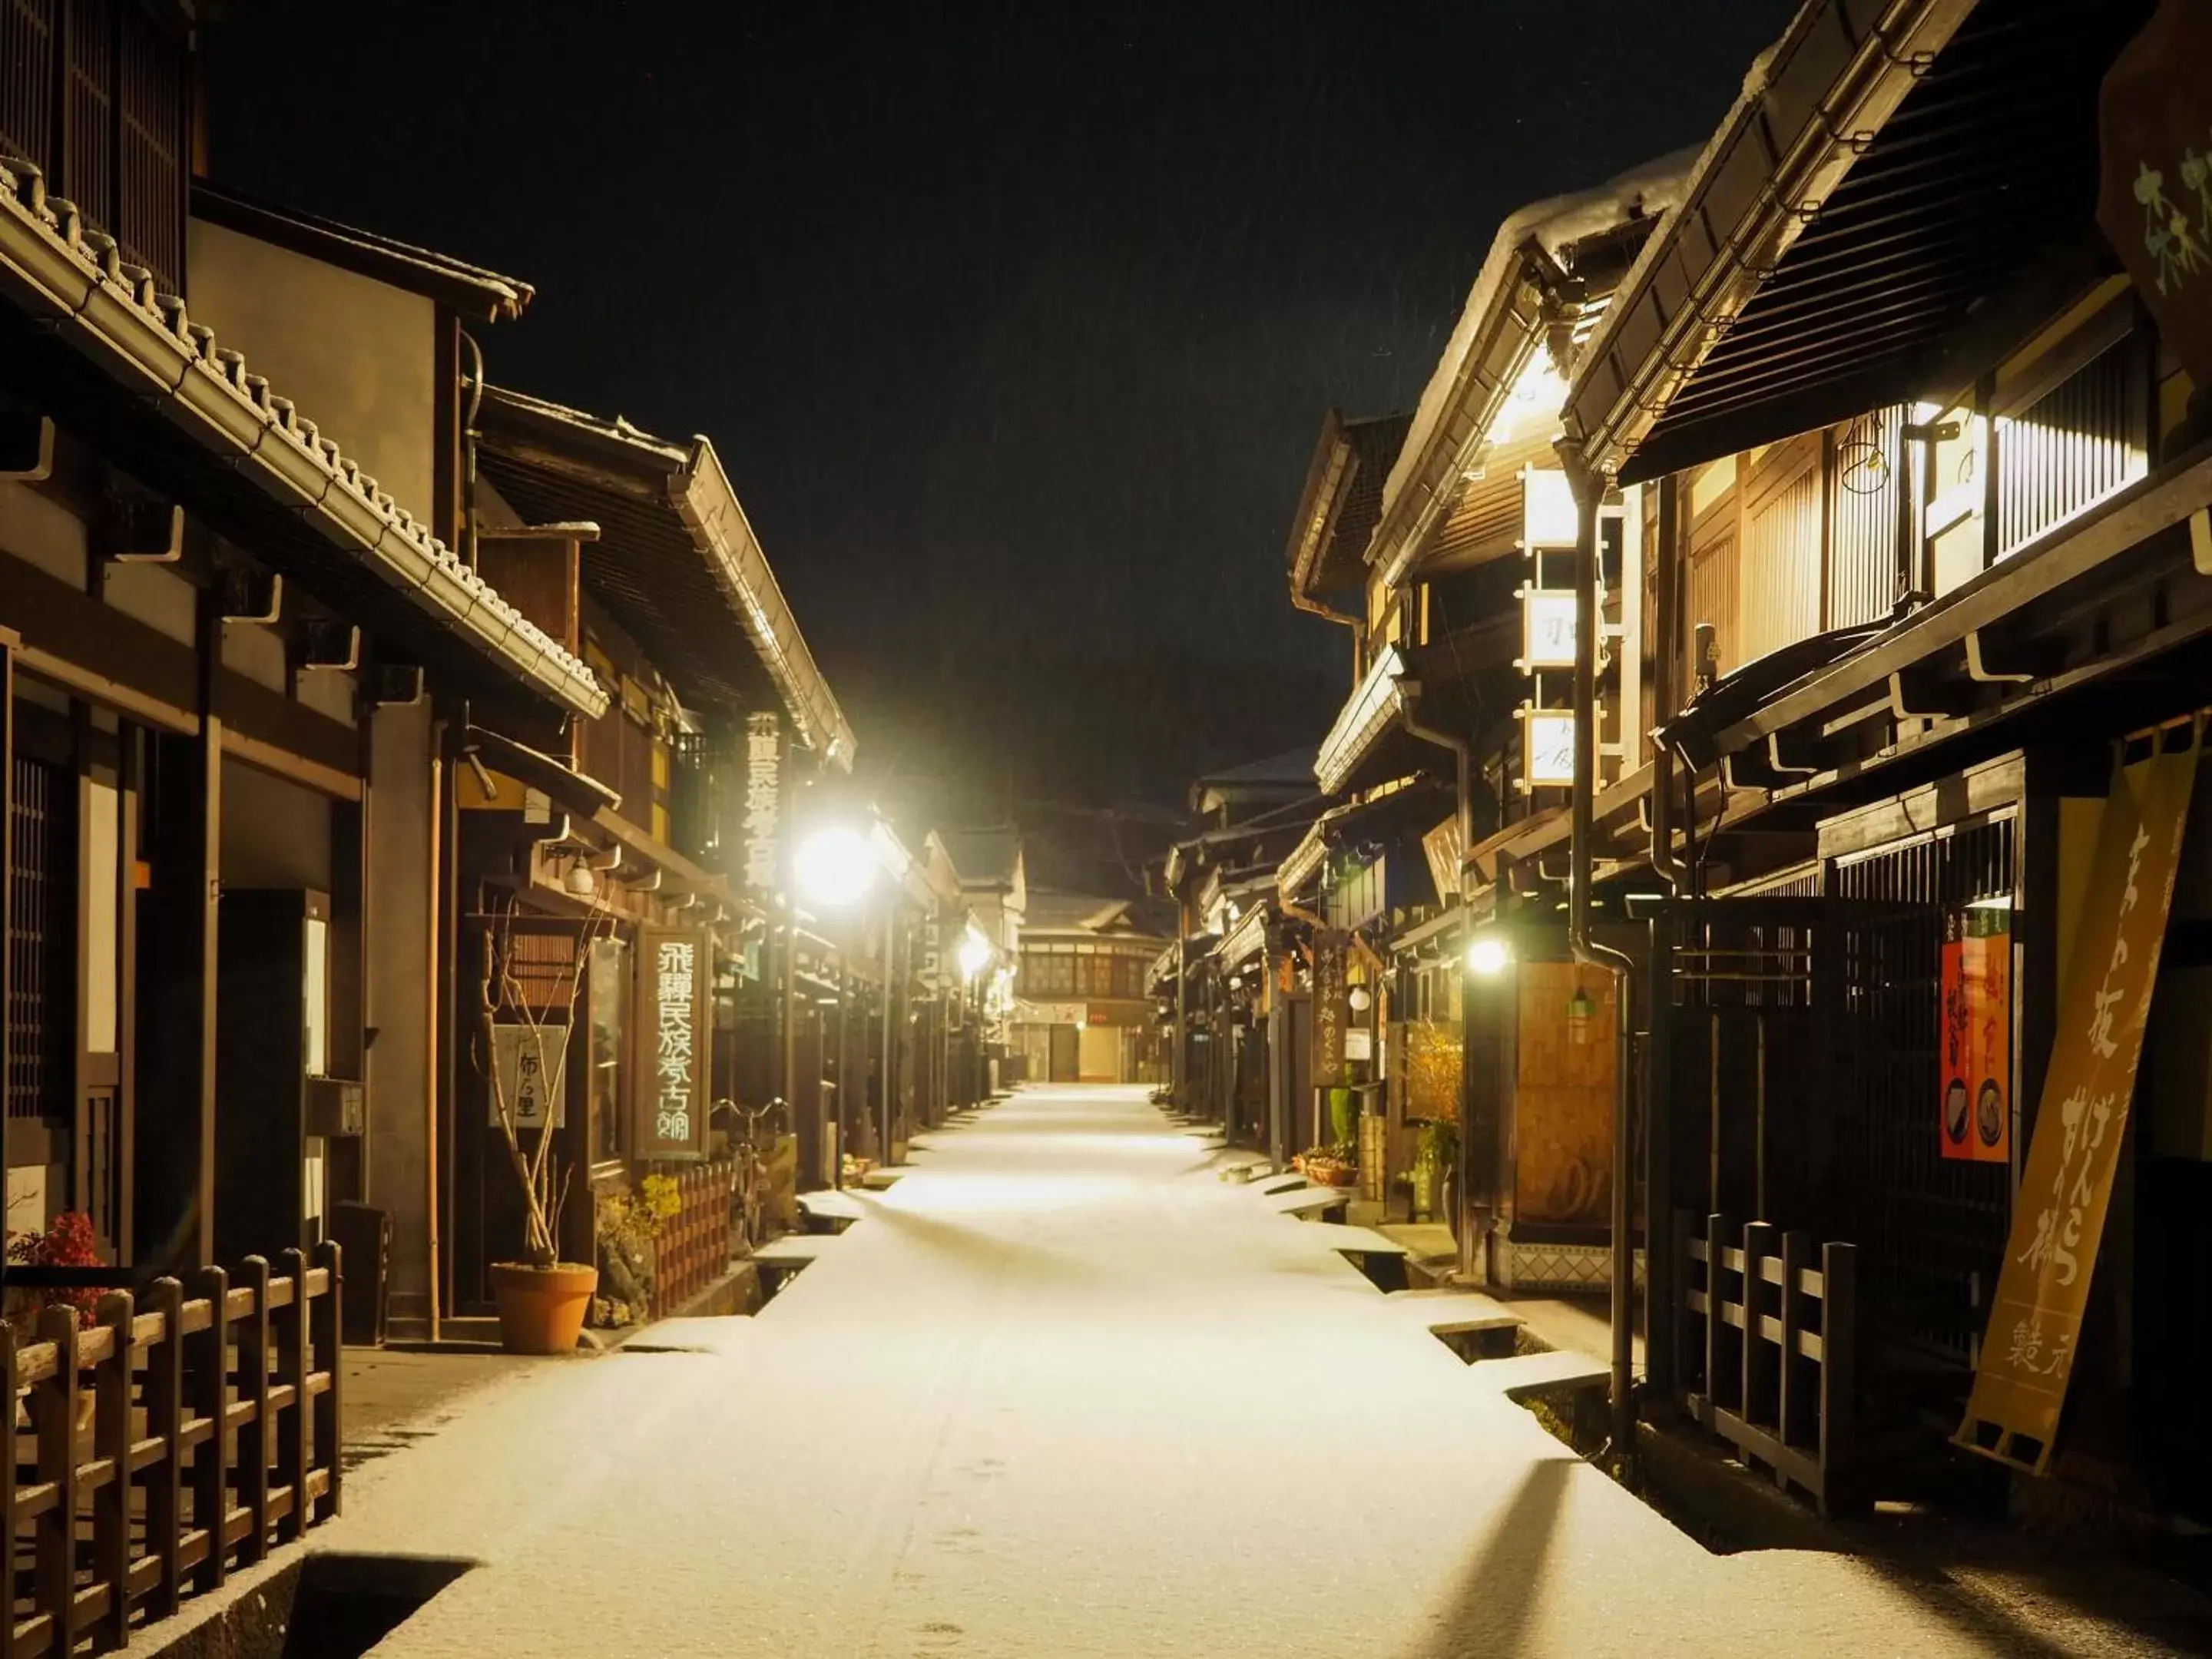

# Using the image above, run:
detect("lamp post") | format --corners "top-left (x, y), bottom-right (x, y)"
top-left (793, 816), bottom-right (916, 1177)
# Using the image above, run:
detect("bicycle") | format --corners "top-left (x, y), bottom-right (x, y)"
top-left (712, 1096), bottom-right (786, 1253)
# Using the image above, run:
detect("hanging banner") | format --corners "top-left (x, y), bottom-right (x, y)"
top-left (1939, 907), bottom-right (2012, 1164)
top-left (635, 926), bottom-right (711, 1161)
top-left (1312, 929), bottom-right (1349, 1088)
top-left (2096, 0), bottom-right (2212, 387)
top-left (1959, 724), bottom-right (2201, 1473)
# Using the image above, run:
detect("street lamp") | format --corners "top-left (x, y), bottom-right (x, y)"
top-left (1466, 934), bottom-right (1512, 977)
top-left (956, 926), bottom-right (995, 980)
top-left (794, 823), bottom-right (876, 909)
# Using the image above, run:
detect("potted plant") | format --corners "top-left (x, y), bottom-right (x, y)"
top-left (478, 909), bottom-right (603, 1354)
top-left (7, 1211), bottom-right (104, 1432)
top-left (591, 1173), bottom-right (680, 1330)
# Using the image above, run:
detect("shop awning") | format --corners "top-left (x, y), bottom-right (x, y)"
top-left (1219, 905), bottom-right (1271, 972)
top-left (478, 387), bottom-right (855, 768)
top-left (0, 161), bottom-right (606, 719)
top-left (1316, 648), bottom-right (1420, 796)
top-left (1277, 780), bottom-right (1456, 904)
top-left (1691, 436), bottom-right (2212, 793)
top-left (1656, 620), bottom-right (1886, 771)
top-left (1565, 0), bottom-right (2149, 484)
top-left (465, 724), bottom-right (621, 820)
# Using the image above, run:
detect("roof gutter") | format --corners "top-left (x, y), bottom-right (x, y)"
top-left (664, 437), bottom-right (856, 771)
top-left (1567, 0), bottom-right (1979, 479)
top-left (0, 161), bottom-right (606, 719)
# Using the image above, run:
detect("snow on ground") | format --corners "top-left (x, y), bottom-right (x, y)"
top-left (281, 1085), bottom-right (2062, 1656)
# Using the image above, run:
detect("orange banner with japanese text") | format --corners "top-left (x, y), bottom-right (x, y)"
top-left (1939, 907), bottom-right (2011, 1164)
top-left (1959, 722), bottom-right (2201, 1473)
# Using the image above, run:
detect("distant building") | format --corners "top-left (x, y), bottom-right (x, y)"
top-left (1012, 890), bottom-right (1171, 1084)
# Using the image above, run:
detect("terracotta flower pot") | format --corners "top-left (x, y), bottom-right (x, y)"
top-left (490, 1262), bottom-right (599, 1355)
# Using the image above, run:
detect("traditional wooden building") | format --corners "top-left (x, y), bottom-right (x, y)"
top-left (1159, 781), bottom-right (1322, 1155)
top-left (0, 3), bottom-right (608, 1346)
top-left (1011, 890), bottom-right (1170, 1084)
top-left (459, 386), bottom-right (855, 1314)
top-left (1285, 157), bottom-right (1688, 1277)
top-left (1550, 0), bottom-right (2212, 1518)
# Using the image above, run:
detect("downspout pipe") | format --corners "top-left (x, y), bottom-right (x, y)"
top-left (1401, 689), bottom-right (1473, 903)
top-left (1644, 472), bottom-right (1687, 1399)
top-left (1649, 474), bottom-right (1689, 894)
top-left (1560, 439), bottom-right (1639, 1471)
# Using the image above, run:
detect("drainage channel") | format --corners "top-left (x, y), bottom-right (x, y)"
top-left (151, 1555), bottom-right (477, 1659)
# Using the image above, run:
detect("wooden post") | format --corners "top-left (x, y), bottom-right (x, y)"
top-left (1672, 1209), bottom-right (1697, 1402)
top-left (136, 592), bottom-right (223, 1272)
top-left (1777, 1231), bottom-right (1808, 1485)
top-left (1, 1320), bottom-right (18, 1659)
top-left (32, 1306), bottom-right (80, 1656)
top-left (144, 1277), bottom-right (186, 1620)
top-left (91, 1290), bottom-right (134, 1648)
top-left (236, 1256), bottom-right (273, 1564)
top-left (1704, 1212), bottom-right (1729, 1419)
top-left (1741, 1220), bottom-right (1775, 1432)
top-left (186, 1265), bottom-right (229, 1591)
top-left (273, 1248), bottom-right (308, 1544)
top-left (1820, 1241), bottom-right (1858, 1510)
top-left (311, 1240), bottom-right (343, 1521)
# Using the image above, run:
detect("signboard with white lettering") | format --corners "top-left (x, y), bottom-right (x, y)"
top-left (636, 926), bottom-right (711, 1160)
top-left (743, 711), bottom-right (783, 892)
top-left (490, 1021), bottom-right (568, 1129)
top-left (1959, 724), bottom-right (2200, 1472)
top-left (1518, 589), bottom-right (1578, 670)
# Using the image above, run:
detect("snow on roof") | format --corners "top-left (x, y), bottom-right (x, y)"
top-left (1378, 147), bottom-right (1700, 527)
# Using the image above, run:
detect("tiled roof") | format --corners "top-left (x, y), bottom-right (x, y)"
top-left (0, 157), bottom-right (604, 717)
top-left (478, 386), bottom-right (854, 767)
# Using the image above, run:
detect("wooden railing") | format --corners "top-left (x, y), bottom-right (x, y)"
top-left (1, 1243), bottom-right (342, 1656)
top-left (1677, 1212), bottom-right (1859, 1516)
top-left (652, 1161), bottom-right (736, 1318)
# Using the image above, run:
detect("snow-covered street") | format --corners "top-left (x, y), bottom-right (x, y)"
top-left (233, 1086), bottom-right (2143, 1657)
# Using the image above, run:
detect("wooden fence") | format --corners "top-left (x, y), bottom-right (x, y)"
top-left (0, 1243), bottom-right (341, 1655)
top-left (652, 1160), bottom-right (736, 1318)
top-left (1677, 1212), bottom-right (1859, 1515)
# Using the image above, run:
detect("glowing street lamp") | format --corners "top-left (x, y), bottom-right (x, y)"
top-left (956, 926), bottom-right (995, 980)
top-left (1465, 934), bottom-right (1512, 977)
top-left (793, 823), bottom-right (877, 909)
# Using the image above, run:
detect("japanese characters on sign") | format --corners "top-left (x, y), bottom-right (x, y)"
top-left (1959, 724), bottom-right (2200, 1472)
top-left (2095, 1), bottom-right (2212, 386)
top-left (490, 1022), bottom-right (568, 1129)
top-left (1521, 709), bottom-right (1577, 790)
top-left (636, 926), bottom-right (711, 1160)
top-left (1313, 929), bottom-right (1349, 1088)
top-left (1518, 589), bottom-right (1578, 671)
top-left (1939, 906), bottom-right (2012, 1164)
top-left (743, 711), bottom-right (783, 892)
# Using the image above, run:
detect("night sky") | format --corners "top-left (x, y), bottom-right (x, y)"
top-left (206, 2), bottom-right (1793, 814)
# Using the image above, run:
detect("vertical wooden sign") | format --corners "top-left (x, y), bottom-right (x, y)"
top-left (636, 926), bottom-right (710, 1161)
top-left (1312, 929), bottom-right (1348, 1088)
top-left (1959, 724), bottom-right (2200, 1472)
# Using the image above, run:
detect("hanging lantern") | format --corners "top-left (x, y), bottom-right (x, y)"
top-left (1348, 985), bottom-right (1373, 1013)
top-left (1566, 984), bottom-right (1596, 1045)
